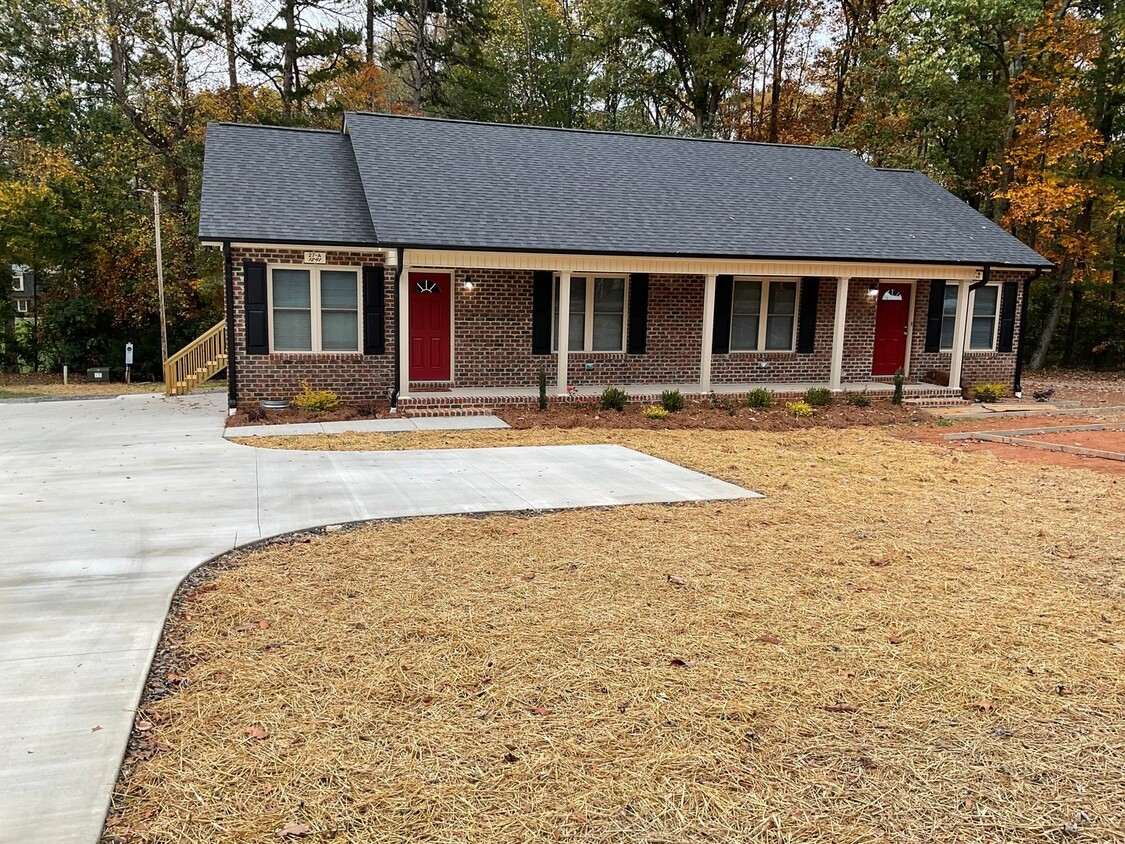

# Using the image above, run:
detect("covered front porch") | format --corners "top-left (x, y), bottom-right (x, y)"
top-left (392, 248), bottom-right (995, 407)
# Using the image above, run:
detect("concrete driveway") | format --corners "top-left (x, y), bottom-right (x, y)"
top-left (0, 392), bottom-right (756, 843)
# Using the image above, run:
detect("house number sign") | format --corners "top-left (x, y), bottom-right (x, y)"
top-left (304, 251), bottom-right (327, 264)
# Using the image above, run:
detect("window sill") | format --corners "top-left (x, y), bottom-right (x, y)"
top-left (723, 349), bottom-right (798, 356)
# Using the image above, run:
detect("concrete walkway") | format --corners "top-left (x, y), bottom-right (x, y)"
top-left (0, 392), bottom-right (756, 844)
top-left (224, 413), bottom-right (509, 438)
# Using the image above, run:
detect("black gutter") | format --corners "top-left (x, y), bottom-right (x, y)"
top-left (200, 237), bottom-right (1053, 271)
top-left (390, 246), bottom-right (404, 410)
top-left (1012, 268), bottom-right (1043, 397)
top-left (969, 264), bottom-right (991, 293)
top-left (223, 240), bottom-right (237, 411)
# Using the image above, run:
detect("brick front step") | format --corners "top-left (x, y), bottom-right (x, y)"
top-left (904, 397), bottom-right (971, 408)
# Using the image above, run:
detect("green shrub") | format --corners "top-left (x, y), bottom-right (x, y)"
top-left (786, 400), bottom-right (813, 418)
top-left (642, 405), bottom-right (669, 419)
top-left (710, 394), bottom-right (738, 415)
top-left (599, 386), bottom-right (628, 411)
top-left (845, 391), bottom-right (871, 407)
top-left (805, 387), bottom-right (833, 406)
top-left (537, 365), bottom-right (548, 411)
top-left (292, 381), bottom-right (339, 413)
top-left (892, 369), bottom-right (906, 405)
top-left (973, 382), bottom-right (1007, 403)
top-left (743, 388), bottom-right (773, 408)
top-left (660, 389), bottom-right (685, 413)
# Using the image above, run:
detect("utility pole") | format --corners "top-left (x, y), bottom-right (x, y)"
top-left (138, 188), bottom-right (169, 363)
top-left (153, 190), bottom-right (168, 363)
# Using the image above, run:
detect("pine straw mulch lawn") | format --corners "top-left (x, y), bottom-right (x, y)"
top-left (105, 428), bottom-right (1125, 843)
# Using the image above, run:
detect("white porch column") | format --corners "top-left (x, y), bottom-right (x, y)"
top-left (948, 281), bottom-right (971, 392)
top-left (397, 262), bottom-right (411, 398)
top-left (556, 271), bottom-right (570, 395)
top-left (829, 276), bottom-right (850, 390)
top-left (699, 274), bottom-right (717, 392)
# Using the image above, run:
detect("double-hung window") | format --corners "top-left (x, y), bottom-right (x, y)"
top-left (12, 272), bottom-right (24, 292)
top-left (270, 266), bottom-right (360, 352)
top-left (552, 275), bottom-right (627, 352)
top-left (16, 299), bottom-right (28, 313)
top-left (940, 284), bottom-right (999, 352)
top-left (730, 278), bottom-right (799, 352)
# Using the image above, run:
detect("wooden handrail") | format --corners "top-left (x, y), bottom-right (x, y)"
top-left (164, 319), bottom-right (227, 396)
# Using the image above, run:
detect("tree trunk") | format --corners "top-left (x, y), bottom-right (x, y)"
top-left (366, 0), bottom-right (375, 63)
top-left (224, 0), bottom-right (240, 119)
top-left (413, 0), bottom-right (427, 110)
top-left (1030, 261), bottom-right (1071, 370)
top-left (1111, 219), bottom-right (1124, 304)
top-left (768, 9), bottom-right (782, 143)
top-left (281, 0), bottom-right (296, 120)
top-left (1061, 282), bottom-right (1082, 366)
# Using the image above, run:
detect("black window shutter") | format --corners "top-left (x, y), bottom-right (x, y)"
top-left (244, 261), bottom-right (268, 355)
top-left (627, 273), bottom-right (649, 354)
top-left (997, 281), bottom-right (1018, 353)
top-left (531, 270), bottom-right (552, 354)
top-left (795, 277), bottom-right (819, 354)
top-left (712, 275), bottom-right (734, 354)
top-left (924, 280), bottom-right (946, 353)
top-left (362, 265), bottom-right (385, 355)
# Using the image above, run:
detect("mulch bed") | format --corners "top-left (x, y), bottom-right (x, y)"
top-left (103, 428), bottom-right (1125, 843)
top-left (496, 400), bottom-right (927, 430)
top-left (228, 401), bottom-right (392, 427)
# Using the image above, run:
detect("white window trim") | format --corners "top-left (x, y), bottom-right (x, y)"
top-left (16, 298), bottom-right (28, 313)
top-left (551, 273), bottom-right (630, 353)
top-left (13, 272), bottom-right (25, 292)
top-left (266, 263), bottom-right (362, 354)
top-left (940, 282), bottom-right (1000, 354)
top-left (729, 277), bottom-right (801, 353)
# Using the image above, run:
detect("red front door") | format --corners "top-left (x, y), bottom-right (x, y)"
top-left (408, 271), bottom-right (452, 381)
top-left (871, 283), bottom-right (911, 376)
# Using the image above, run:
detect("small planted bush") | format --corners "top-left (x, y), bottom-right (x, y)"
top-left (805, 387), bottom-right (834, 407)
top-left (642, 405), bottom-right (669, 420)
top-left (892, 369), bottom-right (906, 405)
top-left (786, 400), bottom-right (813, 418)
top-left (660, 389), bottom-right (685, 413)
top-left (743, 388), bottom-right (773, 409)
top-left (292, 381), bottom-right (339, 413)
top-left (973, 382), bottom-right (1007, 403)
top-left (710, 394), bottom-right (738, 415)
top-left (599, 386), bottom-right (628, 411)
top-left (845, 391), bottom-right (871, 407)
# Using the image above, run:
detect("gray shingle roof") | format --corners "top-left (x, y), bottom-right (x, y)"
top-left (198, 114), bottom-right (1049, 268)
top-left (199, 123), bottom-right (376, 244)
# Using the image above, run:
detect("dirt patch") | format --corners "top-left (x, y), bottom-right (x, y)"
top-left (1023, 369), bottom-right (1125, 407)
top-left (104, 429), bottom-right (1125, 843)
top-left (1024, 428), bottom-right (1125, 453)
top-left (902, 413), bottom-right (1125, 477)
top-left (0, 372), bottom-right (164, 397)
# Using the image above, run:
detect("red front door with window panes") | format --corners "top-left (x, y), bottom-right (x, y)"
top-left (408, 272), bottom-right (451, 381)
top-left (871, 283), bottom-right (910, 376)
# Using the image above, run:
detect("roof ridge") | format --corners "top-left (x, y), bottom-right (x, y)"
top-left (344, 111), bottom-right (845, 153)
top-left (208, 121), bottom-right (342, 136)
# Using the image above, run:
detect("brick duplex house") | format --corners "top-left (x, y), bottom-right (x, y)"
top-left (198, 113), bottom-right (1051, 410)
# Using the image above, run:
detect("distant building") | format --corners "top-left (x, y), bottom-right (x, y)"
top-left (10, 266), bottom-right (35, 319)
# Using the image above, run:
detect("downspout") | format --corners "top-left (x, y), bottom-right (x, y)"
top-left (969, 264), bottom-right (991, 294)
top-left (223, 240), bottom-right (237, 413)
top-left (1012, 268), bottom-right (1042, 398)
top-left (390, 246), bottom-right (404, 410)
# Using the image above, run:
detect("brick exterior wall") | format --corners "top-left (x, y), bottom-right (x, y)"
top-left (230, 246), bottom-right (394, 405)
top-left (909, 270), bottom-right (1026, 389)
top-left (226, 249), bottom-right (1032, 405)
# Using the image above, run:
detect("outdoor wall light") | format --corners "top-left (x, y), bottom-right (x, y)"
top-left (463, 276), bottom-right (475, 292)
top-left (867, 281), bottom-right (880, 297)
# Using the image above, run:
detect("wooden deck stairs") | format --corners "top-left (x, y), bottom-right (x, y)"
top-left (164, 320), bottom-right (227, 396)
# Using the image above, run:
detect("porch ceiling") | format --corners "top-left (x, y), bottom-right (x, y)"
top-left (401, 248), bottom-right (985, 281)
